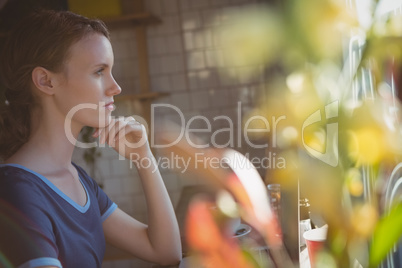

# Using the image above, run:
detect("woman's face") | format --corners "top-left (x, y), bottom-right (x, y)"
top-left (53, 33), bottom-right (121, 129)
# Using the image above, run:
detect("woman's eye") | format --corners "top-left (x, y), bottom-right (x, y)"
top-left (95, 68), bottom-right (104, 75)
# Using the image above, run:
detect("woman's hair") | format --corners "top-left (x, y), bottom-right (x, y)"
top-left (0, 9), bottom-right (110, 160)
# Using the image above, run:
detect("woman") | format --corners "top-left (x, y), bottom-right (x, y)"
top-left (0, 9), bottom-right (181, 268)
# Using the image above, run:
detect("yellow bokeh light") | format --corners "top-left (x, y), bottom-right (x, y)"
top-left (217, 5), bottom-right (283, 79)
top-left (347, 128), bottom-right (385, 165)
top-left (351, 203), bottom-right (378, 238)
top-left (345, 168), bottom-right (364, 197)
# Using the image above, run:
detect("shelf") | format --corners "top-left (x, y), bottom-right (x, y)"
top-left (115, 92), bottom-right (169, 102)
top-left (101, 12), bottom-right (161, 28)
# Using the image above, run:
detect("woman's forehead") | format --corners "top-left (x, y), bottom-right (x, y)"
top-left (65, 33), bottom-right (113, 67)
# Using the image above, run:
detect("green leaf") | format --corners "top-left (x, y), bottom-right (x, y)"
top-left (240, 248), bottom-right (265, 268)
top-left (369, 202), bottom-right (402, 267)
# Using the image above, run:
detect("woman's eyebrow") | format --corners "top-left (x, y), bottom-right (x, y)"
top-left (93, 63), bottom-right (109, 68)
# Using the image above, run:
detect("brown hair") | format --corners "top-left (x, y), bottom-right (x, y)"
top-left (0, 9), bottom-right (110, 160)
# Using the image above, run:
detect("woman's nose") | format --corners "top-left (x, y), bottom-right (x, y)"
top-left (107, 75), bottom-right (122, 96)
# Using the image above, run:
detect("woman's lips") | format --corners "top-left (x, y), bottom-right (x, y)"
top-left (104, 102), bottom-right (115, 111)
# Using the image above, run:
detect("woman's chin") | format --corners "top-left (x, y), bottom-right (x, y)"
top-left (95, 116), bottom-right (113, 128)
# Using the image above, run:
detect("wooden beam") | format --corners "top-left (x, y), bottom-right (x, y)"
top-left (101, 13), bottom-right (161, 28)
top-left (115, 92), bottom-right (169, 102)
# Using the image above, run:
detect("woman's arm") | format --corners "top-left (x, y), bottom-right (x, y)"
top-left (97, 117), bottom-right (182, 265)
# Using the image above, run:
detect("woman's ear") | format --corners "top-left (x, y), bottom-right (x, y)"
top-left (31, 67), bottom-right (56, 96)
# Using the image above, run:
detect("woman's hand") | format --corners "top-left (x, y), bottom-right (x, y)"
top-left (95, 117), bottom-right (182, 264)
top-left (92, 117), bottom-right (150, 159)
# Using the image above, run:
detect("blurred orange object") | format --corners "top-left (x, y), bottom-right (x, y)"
top-left (185, 198), bottom-right (254, 268)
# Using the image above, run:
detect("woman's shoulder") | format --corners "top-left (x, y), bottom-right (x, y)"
top-left (0, 163), bottom-right (40, 183)
top-left (0, 164), bottom-right (50, 210)
top-left (0, 164), bottom-right (60, 202)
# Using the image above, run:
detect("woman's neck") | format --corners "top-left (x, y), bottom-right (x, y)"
top-left (6, 108), bottom-right (83, 172)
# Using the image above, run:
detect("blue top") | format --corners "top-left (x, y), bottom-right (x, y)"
top-left (0, 163), bottom-right (117, 268)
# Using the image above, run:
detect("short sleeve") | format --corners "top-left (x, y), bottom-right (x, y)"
top-left (0, 168), bottom-right (62, 268)
top-left (73, 164), bottom-right (117, 222)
